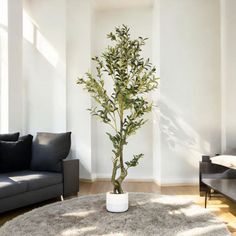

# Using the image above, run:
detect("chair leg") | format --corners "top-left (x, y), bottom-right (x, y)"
top-left (60, 195), bottom-right (64, 201)
top-left (205, 190), bottom-right (208, 208)
top-left (209, 189), bottom-right (211, 200)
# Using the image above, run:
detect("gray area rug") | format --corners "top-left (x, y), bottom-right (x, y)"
top-left (0, 193), bottom-right (230, 236)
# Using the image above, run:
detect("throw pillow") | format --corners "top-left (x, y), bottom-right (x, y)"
top-left (0, 132), bottom-right (20, 141)
top-left (30, 132), bottom-right (71, 172)
top-left (211, 155), bottom-right (236, 169)
top-left (0, 134), bottom-right (33, 173)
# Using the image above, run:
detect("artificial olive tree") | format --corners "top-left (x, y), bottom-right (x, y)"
top-left (77, 25), bottom-right (159, 194)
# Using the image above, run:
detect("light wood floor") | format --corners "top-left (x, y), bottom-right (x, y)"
top-left (1, 181), bottom-right (236, 235)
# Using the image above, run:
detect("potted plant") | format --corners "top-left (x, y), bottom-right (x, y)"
top-left (77, 25), bottom-right (159, 212)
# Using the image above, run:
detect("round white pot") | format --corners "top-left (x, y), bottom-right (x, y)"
top-left (106, 192), bottom-right (129, 213)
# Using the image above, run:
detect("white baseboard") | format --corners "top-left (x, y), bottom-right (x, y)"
top-left (80, 174), bottom-right (198, 186)
top-left (95, 173), bottom-right (154, 182)
top-left (154, 177), bottom-right (198, 186)
top-left (80, 173), bottom-right (154, 182)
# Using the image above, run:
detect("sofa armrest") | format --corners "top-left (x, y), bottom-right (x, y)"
top-left (62, 159), bottom-right (79, 197)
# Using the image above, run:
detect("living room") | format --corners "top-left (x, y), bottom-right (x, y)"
top-left (0, 0), bottom-right (236, 235)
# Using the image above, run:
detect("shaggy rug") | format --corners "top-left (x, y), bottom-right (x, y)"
top-left (0, 193), bottom-right (230, 236)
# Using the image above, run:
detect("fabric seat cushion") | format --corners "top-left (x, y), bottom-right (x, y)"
top-left (0, 176), bottom-right (27, 199)
top-left (4, 171), bottom-right (63, 191)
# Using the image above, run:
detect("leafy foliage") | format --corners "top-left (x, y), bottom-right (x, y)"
top-left (77, 25), bottom-right (159, 194)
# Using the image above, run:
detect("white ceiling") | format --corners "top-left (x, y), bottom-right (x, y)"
top-left (93, 0), bottom-right (154, 11)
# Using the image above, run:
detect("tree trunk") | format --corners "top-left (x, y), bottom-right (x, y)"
top-left (111, 97), bottom-right (127, 194)
top-left (111, 137), bottom-right (128, 194)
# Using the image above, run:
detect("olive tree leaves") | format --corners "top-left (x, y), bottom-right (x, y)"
top-left (77, 25), bottom-right (159, 193)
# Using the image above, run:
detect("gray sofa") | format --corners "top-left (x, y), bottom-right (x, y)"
top-left (0, 132), bottom-right (80, 214)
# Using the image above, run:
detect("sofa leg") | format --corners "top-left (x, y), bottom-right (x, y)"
top-left (60, 195), bottom-right (64, 201)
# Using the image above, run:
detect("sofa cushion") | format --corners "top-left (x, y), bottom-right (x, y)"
top-left (0, 132), bottom-right (19, 141)
top-left (31, 132), bottom-right (71, 172)
top-left (0, 135), bottom-right (33, 173)
top-left (2, 171), bottom-right (62, 192)
top-left (0, 176), bottom-right (27, 199)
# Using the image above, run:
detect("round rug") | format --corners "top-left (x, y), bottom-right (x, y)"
top-left (0, 193), bottom-right (230, 236)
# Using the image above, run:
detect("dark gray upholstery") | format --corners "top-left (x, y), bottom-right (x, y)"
top-left (0, 176), bottom-right (27, 199)
top-left (63, 159), bottom-right (79, 197)
top-left (31, 132), bottom-right (71, 172)
top-left (0, 135), bottom-right (33, 173)
top-left (0, 131), bottom-right (79, 214)
top-left (0, 184), bottom-right (63, 213)
top-left (2, 171), bottom-right (62, 191)
top-left (0, 159), bottom-right (79, 214)
top-left (0, 132), bottom-right (19, 141)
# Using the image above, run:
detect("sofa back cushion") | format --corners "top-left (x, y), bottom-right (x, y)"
top-left (0, 135), bottom-right (33, 173)
top-left (30, 132), bottom-right (71, 172)
top-left (0, 132), bottom-right (19, 141)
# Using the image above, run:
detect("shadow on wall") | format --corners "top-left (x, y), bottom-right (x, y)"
top-left (155, 95), bottom-right (218, 169)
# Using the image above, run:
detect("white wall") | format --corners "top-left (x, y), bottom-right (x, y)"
top-left (152, 0), bottom-right (161, 182)
top-left (19, 0), bottom-right (224, 184)
top-left (158, 0), bottom-right (221, 184)
top-left (221, 0), bottom-right (236, 154)
top-left (23, 0), bottom-right (66, 135)
top-left (92, 6), bottom-right (154, 180)
top-left (0, 0), bottom-right (8, 133)
top-left (8, 0), bottom-right (23, 133)
top-left (66, 0), bottom-right (93, 179)
top-left (0, 0), bottom-right (23, 133)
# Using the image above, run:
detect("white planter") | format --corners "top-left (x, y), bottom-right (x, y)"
top-left (106, 192), bottom-right (129, 213)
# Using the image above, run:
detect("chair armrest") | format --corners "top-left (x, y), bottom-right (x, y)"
top-left (62, 159), bottom-right (79, 197)
top-left (201, 154), bottom-right (230, 174)
top-left (199, 155), bottom-right (229, 195)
